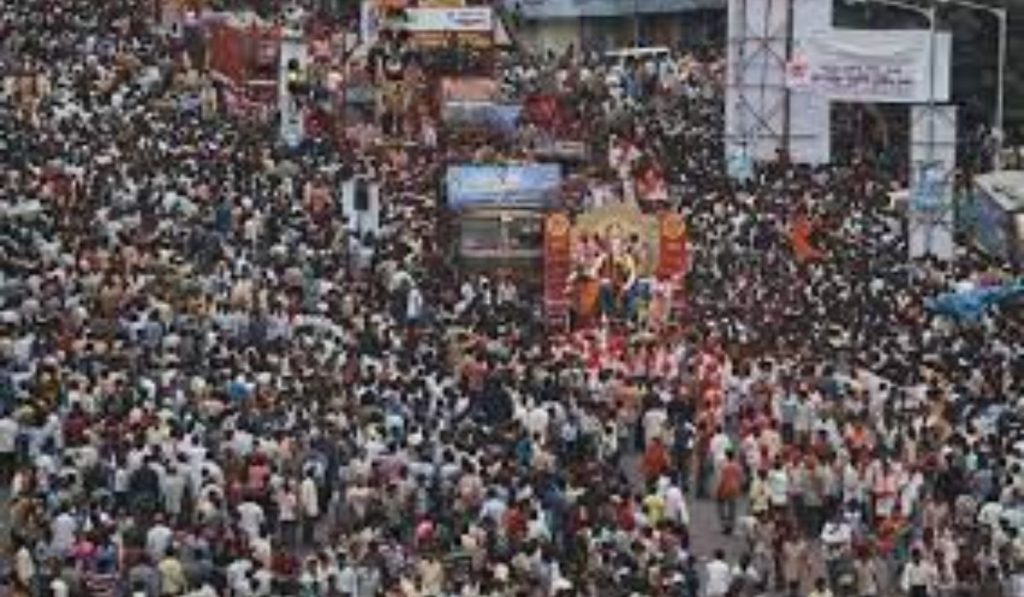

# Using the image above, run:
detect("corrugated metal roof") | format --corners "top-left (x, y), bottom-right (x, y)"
top-left (976, 170), bottom-right (1024, 211)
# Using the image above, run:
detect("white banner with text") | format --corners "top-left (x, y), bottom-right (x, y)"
top-left (798, 29), bottom-right (951, 104)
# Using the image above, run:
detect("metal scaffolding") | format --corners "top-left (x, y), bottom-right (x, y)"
top-left (724, 0), bottom-right (792, 166)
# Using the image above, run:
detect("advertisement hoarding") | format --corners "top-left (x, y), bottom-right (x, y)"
top-left (442, 102), bottom-right (522, 134)
top-left (447, 164), bottom-right (562, 208)
top-left (403, 7), bottom-right (492, 32)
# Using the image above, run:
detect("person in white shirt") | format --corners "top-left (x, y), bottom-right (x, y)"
top-left (808, 576), bottom-right (835, 597)
top-left (821, 513), bottom-right (852, 588)
top-left (709, 426), bottom-right (732, 465)
top-left (161, 464), bottom-right (187, 522)
top-left (146, 517), bottom-right (174, 561)
top-left (406, 284), bottom-right (423, 325)
top-left (661, 478), bottom-right (689, 527)
top-left (642, 406), bottom-right (668, 447)
top-left (277, 481), bottom-right (299, 550)
top-left (182, 584), bottom-right (218, 597)
top-left (237, 500), bottom-right (265, 541)
top-left (226, 557), bottom-right (254, 595)
top-left (300, 470), bottom-right (320, 547)
top-left (525, 403), bottom-right (550, 446)
top-left (50, 508), bottom-right (78, 555)
top-left (0, 411), bottom-right (19, 482)
top-left (900, 549), bottom-right (939, 597)
top-left (705, 549), bottom-right (733, 597)
top-left (50, 577), bottom-right (70, 597)
top-left (15, 544), bottom-right (35, 590)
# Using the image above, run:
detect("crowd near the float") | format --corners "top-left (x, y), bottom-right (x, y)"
top-left (0, 1), bottom-right (1022, 596)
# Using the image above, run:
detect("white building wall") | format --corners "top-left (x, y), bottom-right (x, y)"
top-left (520, 19), bottom-right (581, 54)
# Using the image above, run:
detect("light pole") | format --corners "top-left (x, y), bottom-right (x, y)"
top-left (845, 0), bottom-right (938, 159)
top-left (633, 0), bottom-right (641, 48)
top-left (936, 0), bottom-right (1007, 170)
top-left (846, 0), bottom-right (942, 258)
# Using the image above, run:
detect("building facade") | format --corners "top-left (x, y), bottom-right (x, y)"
top-left (505, 0), bottom-right (725, 54)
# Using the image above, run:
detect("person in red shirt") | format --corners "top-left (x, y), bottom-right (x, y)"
top-left (716, 451), bottom-right (745, 535)
top-left (643, 436), bottom-right (670, 484)
top-left (503, 501), bottom-right (528, 543)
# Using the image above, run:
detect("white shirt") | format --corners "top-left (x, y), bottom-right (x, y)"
top-left (710, 432), bottom-right (732, 464)
top-left (278, 490), bottom-right (298, 522)
top-left (525, 406), bottom-right (549, 442)
top-left (642, 408), bottom-right (668, 446)
top-left (237, 501), bottom-right (265, 539)
top-left (231, 430), bottom-right (254, 457)
top-left (226, 558), bottom-right (254, 594)
top-left (300, 477), bottom-right (319, 518)
top-left (162, 471), bottom-right (187, 514)
top-left (901, 560), bottom-right (938, 592)
top-left (821, 521), bottom-right (852, 559)
top-left (15, 546), bottom-right (34, 584)
top-left (50, 578), bottom-right (70, 597)
top-left (663, 485), bottom-right (689, 526)
top-left (51, 512), bottom-right (78, 553)
top-left (406, 286), bottom-right (423, 320)
top-left (146, 524), bottom-right (174, 561)
top-left (768, 468), bottom-right (789, 506)
top-left (0, 416), bottom-right (18, 453)
top-left (705, 559), bottom-right (733, 596)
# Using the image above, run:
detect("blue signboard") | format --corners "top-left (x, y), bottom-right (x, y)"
top-left (911, 164), bottom-right (946, 213)
top-left (726, 147), bottom-right (753, 182)
top-left (446, 164), bottom-right (562, 208)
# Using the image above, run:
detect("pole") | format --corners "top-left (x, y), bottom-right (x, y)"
top-left (940, 1), bottom-right (1007, 171)
top-left (782, 0), bottom-right (794, 156)
top-left (633, 0), bottom-right (640, 48)
top-left (925, 5), bottom-right (937, 257)
top-left (994, 8), bottom-right (1006, 170)
top-left (926, 5), bottom-right (937, 161)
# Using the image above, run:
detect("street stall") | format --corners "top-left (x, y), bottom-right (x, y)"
top-left (963, 170), bottom-right (1024, 270)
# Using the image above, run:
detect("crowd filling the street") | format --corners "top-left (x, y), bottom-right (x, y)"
top-left (0, 1), bottom-right (1023, 596)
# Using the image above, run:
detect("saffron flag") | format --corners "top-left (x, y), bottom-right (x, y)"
top-left (790, 215), bottom-right (825, 262)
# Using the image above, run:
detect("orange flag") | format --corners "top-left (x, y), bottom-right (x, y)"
top-left (790, 215), bottom-right (825, 262)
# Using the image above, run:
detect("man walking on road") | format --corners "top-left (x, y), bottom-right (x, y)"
top-left (716, 451), bottom-right (744, 535)
top-left (821, 511), bottom-right (853, 589)
top-left (705, 549), bottom-right (733, 597)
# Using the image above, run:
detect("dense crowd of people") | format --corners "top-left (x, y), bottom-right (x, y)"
top-left (1, 1), bottom-right (1022, 596)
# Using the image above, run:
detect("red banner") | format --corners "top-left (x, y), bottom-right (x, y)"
top-left (544, 213), bottom-right (571, 304)
top-left (208, 22), bottom-right (280, 87)
top-left (523, 94), bottom-right (562, 130)
top-left (657, 213), bottom-right (688, 280)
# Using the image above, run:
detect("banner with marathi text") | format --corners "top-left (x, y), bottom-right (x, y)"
top-left (798, 29), bottom-right (951, 104)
